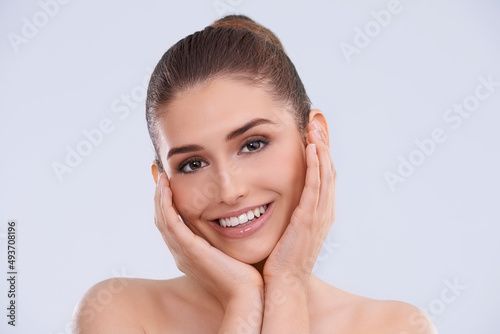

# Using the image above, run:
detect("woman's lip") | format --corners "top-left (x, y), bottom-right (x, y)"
top-left (208, 202), bottom-right (274, 239)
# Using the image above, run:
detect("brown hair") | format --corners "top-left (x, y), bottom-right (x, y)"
top-left (146, 15), bottom-right (312, 173)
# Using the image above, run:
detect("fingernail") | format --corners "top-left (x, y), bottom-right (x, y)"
top-left (313, 130), bottom-right (321, 140)
top-left (311, 144), bottom-right (317, 154)
top-left (157, 172), bottom-right (163, 186)
top-left (312, 120), bottom-right (321, 132)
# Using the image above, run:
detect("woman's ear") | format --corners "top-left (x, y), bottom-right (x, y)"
top-left (308, 109), bottom-right (330, 147)
top-left (151, 161), bottom-right (160, 185)
top-left (151, 160), bottom-right (181, 216)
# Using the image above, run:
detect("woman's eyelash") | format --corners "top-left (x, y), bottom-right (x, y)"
top-left (177, 157), bottom-right (206, 174)
top-left (177, 138), bottom-right (270, 174)
top-left (240, 138), bottom-right (270, 154)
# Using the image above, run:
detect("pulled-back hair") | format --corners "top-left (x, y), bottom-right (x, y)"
top-left (146, 15), bottom-right (312, 173)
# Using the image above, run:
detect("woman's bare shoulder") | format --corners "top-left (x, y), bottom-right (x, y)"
top-left (356, 298), bottom-right (437, 334)
top-left (312, 278), bottom-right (437, 334)
top-left (320, 288), bottom-right (437, 334)
top-left (72, 276), bottom-right (189, 334)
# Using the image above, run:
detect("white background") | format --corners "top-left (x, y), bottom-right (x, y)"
top-left (1, 0), bottom-right (499, 333)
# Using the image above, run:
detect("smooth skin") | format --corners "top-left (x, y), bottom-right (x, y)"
top-left (73, 78), bottom-right (437, 334)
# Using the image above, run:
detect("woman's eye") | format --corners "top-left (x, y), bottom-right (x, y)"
top-left (178, 139), bottom-right (268, 174)
top-left (241, 139), bottom-right (266, 153)
top-left (179, 160), bottom-right (206, 173)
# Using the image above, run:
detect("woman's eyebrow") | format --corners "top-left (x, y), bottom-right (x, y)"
top-left (167, 144), bottom-right (204, 160)
top-left (167, 118), bottom-right (276, 160)
top-left (226, 118), bottom-right (276, 140)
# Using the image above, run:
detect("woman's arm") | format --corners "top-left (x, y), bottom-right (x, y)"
top-left (218, 291), bottom-right (264, 334)
top-left (262, 277), bottom-right (310, 332)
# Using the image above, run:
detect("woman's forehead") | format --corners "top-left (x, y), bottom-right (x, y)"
top-left (160, 78), bottom-right (293, 137)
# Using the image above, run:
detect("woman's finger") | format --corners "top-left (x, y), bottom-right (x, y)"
top-left (154, 173), bottom-right (183, 255)
top-left (310, 122), bottom-right (336, 228)
top-left (311, 119), bottom-right (335, 174)
top-left (158, 173), bottom-right (211, 254)
top-left (294, 140), bottom-right (320, 221)
top-left (318, 138), bottom-right (335, 212)
top-left (317, 122), bottom-right (337, 221)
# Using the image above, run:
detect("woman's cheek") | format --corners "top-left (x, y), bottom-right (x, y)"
top-left (170, 176), bottom-right (207, 221)
top-left (249, 142), bottom-right (306, 197)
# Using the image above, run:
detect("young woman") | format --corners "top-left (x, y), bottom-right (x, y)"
top-left (73, 15), bottom-right (437, 334)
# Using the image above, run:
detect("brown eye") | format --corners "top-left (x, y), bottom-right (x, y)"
top-left (246, 141), bottom-right (261, 151)
top-left (179, 159), bottom-right (207, 174)
top-left (240, 139), bottom-right (269, 154)
top-left (189, 161), bottom-right (202, 169)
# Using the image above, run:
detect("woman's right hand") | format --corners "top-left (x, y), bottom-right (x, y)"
top-left (154, 172), bottom-right (264, 312)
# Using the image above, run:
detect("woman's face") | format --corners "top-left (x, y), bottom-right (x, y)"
top-left (155, 77), bottom-right (307, 264)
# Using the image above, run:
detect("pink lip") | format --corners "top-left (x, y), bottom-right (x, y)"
top-left (208, 202), bottom-right (275, 239)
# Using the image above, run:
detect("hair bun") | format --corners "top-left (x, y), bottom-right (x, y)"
top-left (210, 14), bottom-right (285, 52)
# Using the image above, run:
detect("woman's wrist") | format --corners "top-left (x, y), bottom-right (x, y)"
top-left (265, 277), bottom-right (308, 306)
top-left (218, 291), bottom-right (264, 334)
top-left (265, 270), bottom-right (310, 294)
top-left (261, 277), bottom-right (310, 333)
top-left (220, 280), bottom-right (264, 308)
top-left (224, 287), bottom-right (263, 309)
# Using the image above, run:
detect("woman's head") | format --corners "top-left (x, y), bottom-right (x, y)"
top-left (146, 15), bottom-right (327, 264)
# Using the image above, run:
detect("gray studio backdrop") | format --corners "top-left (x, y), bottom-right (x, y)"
top-left (1, 0), bottom-right (499, 333)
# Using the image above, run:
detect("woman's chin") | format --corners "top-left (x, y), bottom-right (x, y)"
top-left (224, 245), bottom-right (273, 267)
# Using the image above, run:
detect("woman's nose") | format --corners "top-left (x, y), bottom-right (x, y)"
top-left (213, 165), bottom-right (248, 205)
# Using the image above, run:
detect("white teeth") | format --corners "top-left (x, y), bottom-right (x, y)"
top-left (218, 204), bottom-right (269, 227)
top-left (238, 213), bottom-right (248, 224)
top-left (230, 217), bottom-right (239, 226)
top-left (253, 207), bottom-right (260, 218)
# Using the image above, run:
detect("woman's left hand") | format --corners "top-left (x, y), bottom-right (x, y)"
top-left (263, 117), bottom-right (337, 290)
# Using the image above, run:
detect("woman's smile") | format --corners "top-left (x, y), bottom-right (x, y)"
top-left (207, 201), bottom-right (275, 239)
top-left (209, 202), bottom-right (270, 227)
